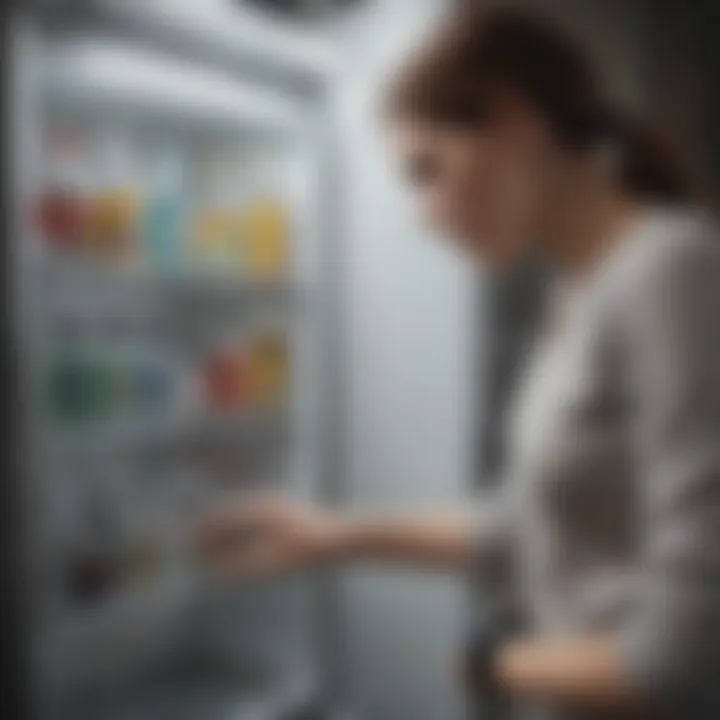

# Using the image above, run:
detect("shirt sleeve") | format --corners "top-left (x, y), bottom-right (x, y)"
top-left (616, 226), bottom-right (720, 717)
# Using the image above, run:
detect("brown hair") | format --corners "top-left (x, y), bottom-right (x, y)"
top-left (385, 4), bottom-right (697, 203)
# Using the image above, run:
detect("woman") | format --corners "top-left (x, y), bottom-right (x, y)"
top-left (201, 5), bottom-right (720, 719)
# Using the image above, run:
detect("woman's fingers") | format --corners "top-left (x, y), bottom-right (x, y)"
top-left (197, 494), bottom-right (338, 580)
top-left (196, 494), bottom-right (303, 577)
top-left (198, 495), bottom-right (282, 549)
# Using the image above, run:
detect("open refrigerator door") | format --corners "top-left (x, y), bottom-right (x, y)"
top-left (12, 4), bottom-right (340, 719)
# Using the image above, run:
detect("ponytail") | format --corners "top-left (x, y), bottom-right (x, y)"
top-left (617, 118), bottom-right (697, 203)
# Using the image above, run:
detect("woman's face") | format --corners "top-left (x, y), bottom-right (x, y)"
top-left (392, 112), bottom-right (554, 267)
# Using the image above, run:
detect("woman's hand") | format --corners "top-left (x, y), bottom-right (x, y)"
top-left (198, 495), bottom-right (345, 579)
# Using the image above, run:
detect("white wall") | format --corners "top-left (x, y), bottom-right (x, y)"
top-left (331, 2), bottom-right (477, 718)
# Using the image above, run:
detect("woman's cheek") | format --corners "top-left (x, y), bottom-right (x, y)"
top-left (468, 183), bottom-right (515, 262)
top-left (486, 165), bottom-right (538, 264)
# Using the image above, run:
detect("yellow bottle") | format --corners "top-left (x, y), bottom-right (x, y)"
top-left (248, 330), bottom-right (289, 407)
top-left (193, 209), bottom-right (235, 270)
top-left (246, 198), bottom-right (291, 280)
top-left (85, 188), bottom-right (141, 265)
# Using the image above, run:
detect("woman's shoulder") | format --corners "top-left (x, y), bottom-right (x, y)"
top-left (606, 205), bottom-right (720, 306)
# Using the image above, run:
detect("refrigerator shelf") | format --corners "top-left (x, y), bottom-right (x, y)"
top-left (45, 408), bottom-right (289, 457)
top-left (40, 256), bottom-right (295, 302)
top-left (53, 670), bottom-right (319, 720)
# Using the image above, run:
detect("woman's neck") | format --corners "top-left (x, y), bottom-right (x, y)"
top-left (544, 172), bottom-right (645, 281)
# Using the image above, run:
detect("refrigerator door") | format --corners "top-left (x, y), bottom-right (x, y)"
top-left (12, 12), bottom-right (336, 720)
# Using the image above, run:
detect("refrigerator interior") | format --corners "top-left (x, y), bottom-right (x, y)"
top-left (14, 15), bottom-right (333, 720)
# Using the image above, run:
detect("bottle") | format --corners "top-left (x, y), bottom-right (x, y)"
top-left (38, 130), bottom-right (89, 251)
top-left (244, 154), bottom-right (291, 280)
top-left (122, 519), bottom-right (164, 591)
top-left (248, 328), bottom-right (289, 408)
top-left (203, 342), bottom-right (251, 412)
top-left (246, 196), bottom-right (291, 280)
top-left (84, 126), bottom-right (142, 266)
top-left (65, 486), bottom-right (121, 606)
top-left (141, 146), bottom-right (186, 272)
top-left (190, 148), bottom-right (223, 272)
top-left (130, 354), bottom-right (173, 421)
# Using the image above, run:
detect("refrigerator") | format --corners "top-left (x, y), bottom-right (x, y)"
top-left (9, 2), bottom-right (343, 718)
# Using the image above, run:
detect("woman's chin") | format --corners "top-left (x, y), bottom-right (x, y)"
top-left (448, 230), bottom-right (526, 269)
top-left (469, 240), bottom-right (521, 271)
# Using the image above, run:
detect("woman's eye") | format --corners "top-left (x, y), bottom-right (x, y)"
top-left (406, 155), bottom-right (439, 187)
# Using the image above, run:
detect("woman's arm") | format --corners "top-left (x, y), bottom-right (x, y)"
top-left (329, 510), bottom-right (479, 568)
top-left (199, 497), bottom-right (481, 577)
top-left (491, 636), bottom-right (654, 717)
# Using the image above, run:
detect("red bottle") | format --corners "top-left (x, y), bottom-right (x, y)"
top-left (204, 349), bottom-right (250, 411)
top-left (37, 187), bottom-right (86, 249)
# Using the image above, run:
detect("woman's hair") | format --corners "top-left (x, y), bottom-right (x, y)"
top-left (385, 3), bottom-right (698, 204)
